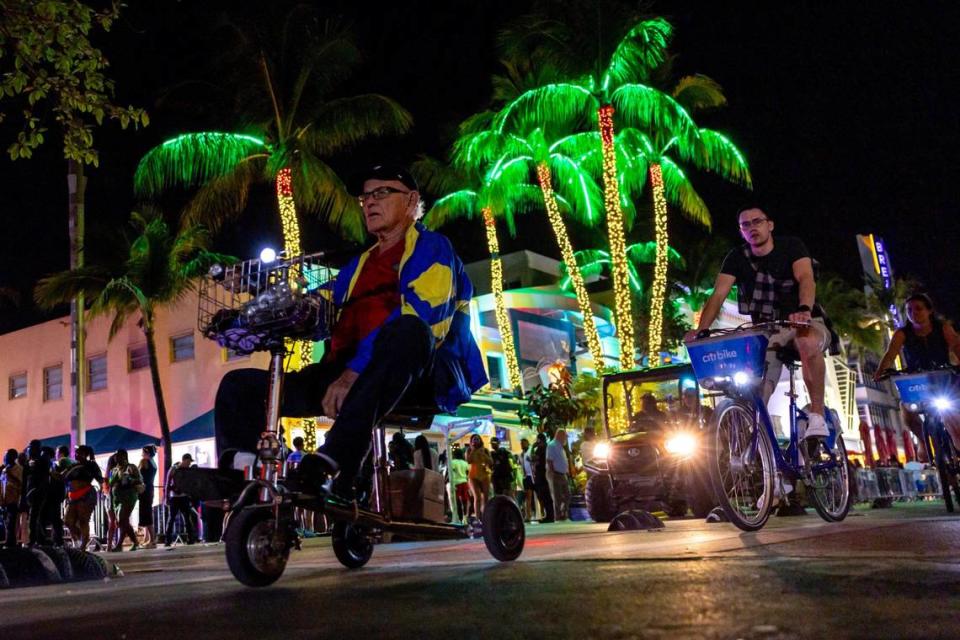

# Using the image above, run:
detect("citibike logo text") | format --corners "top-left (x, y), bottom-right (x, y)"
top-left (701, 348), bottom-right (738, 363)
top-left (907, 384), bottom-right (930, 393)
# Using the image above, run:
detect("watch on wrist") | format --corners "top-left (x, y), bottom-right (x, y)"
top-left (796, 304), bottom-right (811, 313)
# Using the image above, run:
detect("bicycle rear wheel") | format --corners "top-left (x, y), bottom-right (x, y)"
top-left (806, 428), bottom-right (851, 522)
top-left (707, 399), bottom-right (775, 531)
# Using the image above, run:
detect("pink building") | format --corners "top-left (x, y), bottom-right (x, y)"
top-left (0, 290), bottom-right (268, 472)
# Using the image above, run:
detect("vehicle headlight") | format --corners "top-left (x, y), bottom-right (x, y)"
top-left (664, 432), bottom-right (697, 457)
top-left (933, 396), bottom-right (952, 411)
top-left (592, 442), bottom-right (611, 460)
top-left (733, 371), bottom-right (751, 386)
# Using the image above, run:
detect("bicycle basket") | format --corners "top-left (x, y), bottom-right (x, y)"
top-left (893, 371), bottom-right (957, 405)
top-left (197, 251), bottom-right (337, 355)
top-left (685, 331), bottom-right (769, 382)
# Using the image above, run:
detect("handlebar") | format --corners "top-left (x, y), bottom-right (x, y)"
top-left (688, 320), bottom-right (811, 342)
top-left (875, 365), bottom-right (960, 382)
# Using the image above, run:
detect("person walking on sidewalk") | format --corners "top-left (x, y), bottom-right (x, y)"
top-left (546, 429), bottom-right (571, 521)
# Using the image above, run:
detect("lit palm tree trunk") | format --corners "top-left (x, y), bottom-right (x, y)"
top-left (275, 166), bottom-right (317, 448)
top-left (647, 162), bottom-right (669, 366)
top-left (598, 105), bottom-right (635, 370)
top-left (482, 208), bottom-right (523, 392)
top-left (535, 163), bottom-right (605, 368)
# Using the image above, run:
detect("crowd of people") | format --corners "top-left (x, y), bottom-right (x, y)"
top-left (0, 441), bottom-right (201, 551)
top-left (444, 427), bottom-right (583, 524)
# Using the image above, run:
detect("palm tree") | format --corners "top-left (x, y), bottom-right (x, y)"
top-left (453, 128), bottom-right (607, 367)
top-left (496, 14), bottom-right (751, 366)
top-left (134, 11), bottom-right (411, 430)
top-left (614, 126), bottom-right (749, 363)
top-left (35, 212), bottom-right (231, 479)
top-left (134, 9), bottom-right (412, 251)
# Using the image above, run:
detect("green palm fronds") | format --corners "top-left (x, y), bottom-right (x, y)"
top-left (602, 17), bottom-right (673, 91)
top-left (671, 74), bottom-right (727, 111)
top-left (134, 133), bottom-right (269, 197)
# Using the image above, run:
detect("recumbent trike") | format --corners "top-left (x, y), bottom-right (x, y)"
top-left (173, 250), bottom-right (525, 587)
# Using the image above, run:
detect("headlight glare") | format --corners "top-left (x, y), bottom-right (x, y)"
top-left (592, 442), bottom-right (611, 460)
top-left (664, 432), bottom-right (697, 457)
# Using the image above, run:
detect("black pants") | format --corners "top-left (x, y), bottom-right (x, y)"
top-left (28, 490), bottom-right (47, 545)
top-left (41, 495), bottom-right (64, 546)
top-left (215, 315), bottom-right (433, 484)
top-left (165, 496), bottom-right (198, 543)
top-left (3, 504), bottom-right (18, 547)
top-left (534, 475), bottom-right (555, 520)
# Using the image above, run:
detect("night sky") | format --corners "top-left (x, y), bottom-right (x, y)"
top-left (2, 0), bottom-right (958, 333)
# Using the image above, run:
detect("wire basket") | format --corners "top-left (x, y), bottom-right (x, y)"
top-left (198, 251), bottom-right (337, 354)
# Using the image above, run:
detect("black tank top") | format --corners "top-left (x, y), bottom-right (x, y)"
top-left (902, 318), bottom-right (950, 370)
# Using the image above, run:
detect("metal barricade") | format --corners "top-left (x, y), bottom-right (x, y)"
top-left (854, 468), bottom-right (880, 502)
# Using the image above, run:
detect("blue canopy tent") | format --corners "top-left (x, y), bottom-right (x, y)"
top-left (39, 425), bottom-right (160, 454)
top-left (171, 410), bottom-right (214, 443)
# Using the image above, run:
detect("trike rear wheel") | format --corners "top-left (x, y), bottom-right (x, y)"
top-left (331, 521), bottom-right (374, 569)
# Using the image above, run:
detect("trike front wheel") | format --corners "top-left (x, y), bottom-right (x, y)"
top-left (224, 507), bottom-right (291, 587)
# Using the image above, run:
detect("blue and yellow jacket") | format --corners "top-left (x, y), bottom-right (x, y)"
top-left (329, 221), bottom-right (488, 411)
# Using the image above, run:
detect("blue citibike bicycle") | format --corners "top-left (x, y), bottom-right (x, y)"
top-left (883, 366), bottom-right (960, 512)
top-left (686, 322), bottom-right (851, 531)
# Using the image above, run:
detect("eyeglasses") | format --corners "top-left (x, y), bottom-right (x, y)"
top-left (738, 217), bottom-right (769, 230)
top-left (358, 186), bottom-right (411, 204)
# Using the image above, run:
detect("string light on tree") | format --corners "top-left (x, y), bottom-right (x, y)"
top-left (536, 163), bottom-right (605, 367)
top-left (647, 163), bottom-right (669, 366)
top-left (598, 104), bottom-right (635, 370)
top-left (276, 166), bottom-right (315, 447)
top-left (483, 208), bottom-right (523, 392)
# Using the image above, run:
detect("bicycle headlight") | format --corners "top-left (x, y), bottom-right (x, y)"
top-left (592, 442), bottom-right (611, 460)
top-left (933, 396), bottom-right (952, 411)
top-left (733, 371), bottom-right (751, 386)
top-left (664, 432), bottom-right (697, 457)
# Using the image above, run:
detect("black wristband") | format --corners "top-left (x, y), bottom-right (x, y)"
top-left (796, 304), bottom-right (811, 313)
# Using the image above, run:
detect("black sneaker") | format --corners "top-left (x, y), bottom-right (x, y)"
top-left (296, 453), bottom-right (340, 495)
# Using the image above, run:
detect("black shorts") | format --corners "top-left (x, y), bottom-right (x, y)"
top-left (523, 476), bottom-right (535, 491)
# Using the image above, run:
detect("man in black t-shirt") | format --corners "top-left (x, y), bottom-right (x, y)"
top-left (685, 207), bottom-right (831, 441)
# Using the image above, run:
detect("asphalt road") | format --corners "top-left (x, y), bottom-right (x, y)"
top-left (2, 502), bottom-right (959, 640)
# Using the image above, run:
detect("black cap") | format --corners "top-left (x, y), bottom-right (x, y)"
top-left (350, 163), bottom-right (418, 195)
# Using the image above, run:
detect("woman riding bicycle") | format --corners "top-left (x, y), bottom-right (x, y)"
top-left (874, 293), bottom-right (960, 450)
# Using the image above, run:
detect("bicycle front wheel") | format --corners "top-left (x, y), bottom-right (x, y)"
top-left (707, 399), bottom-right (776, 531)
top-left (933, 420), bottom-right (959, 512)
top-left (806, 429), bottom-right (851, 522)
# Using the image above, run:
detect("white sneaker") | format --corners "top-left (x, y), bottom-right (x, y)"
top-left (803, 413), bottom-right (828, 440)
top-left (757, 477), bottom-right (793, 512)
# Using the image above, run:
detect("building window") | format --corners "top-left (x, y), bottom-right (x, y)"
top-left (43, 365), bottom-right (62, 401)
top-left (129, 344), bottom-right (150, 371)
top-left (8, 372), bottom-right (27, 400)
top-left (171, 333), bottom-right (195, 362)
top-left (87, 354), bottom-right (107, 392)
top-left (486, 353), bottom-right (506, 390)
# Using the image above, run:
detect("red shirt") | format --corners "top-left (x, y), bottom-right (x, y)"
top-left (327, 241), bottom-right (404, 365)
